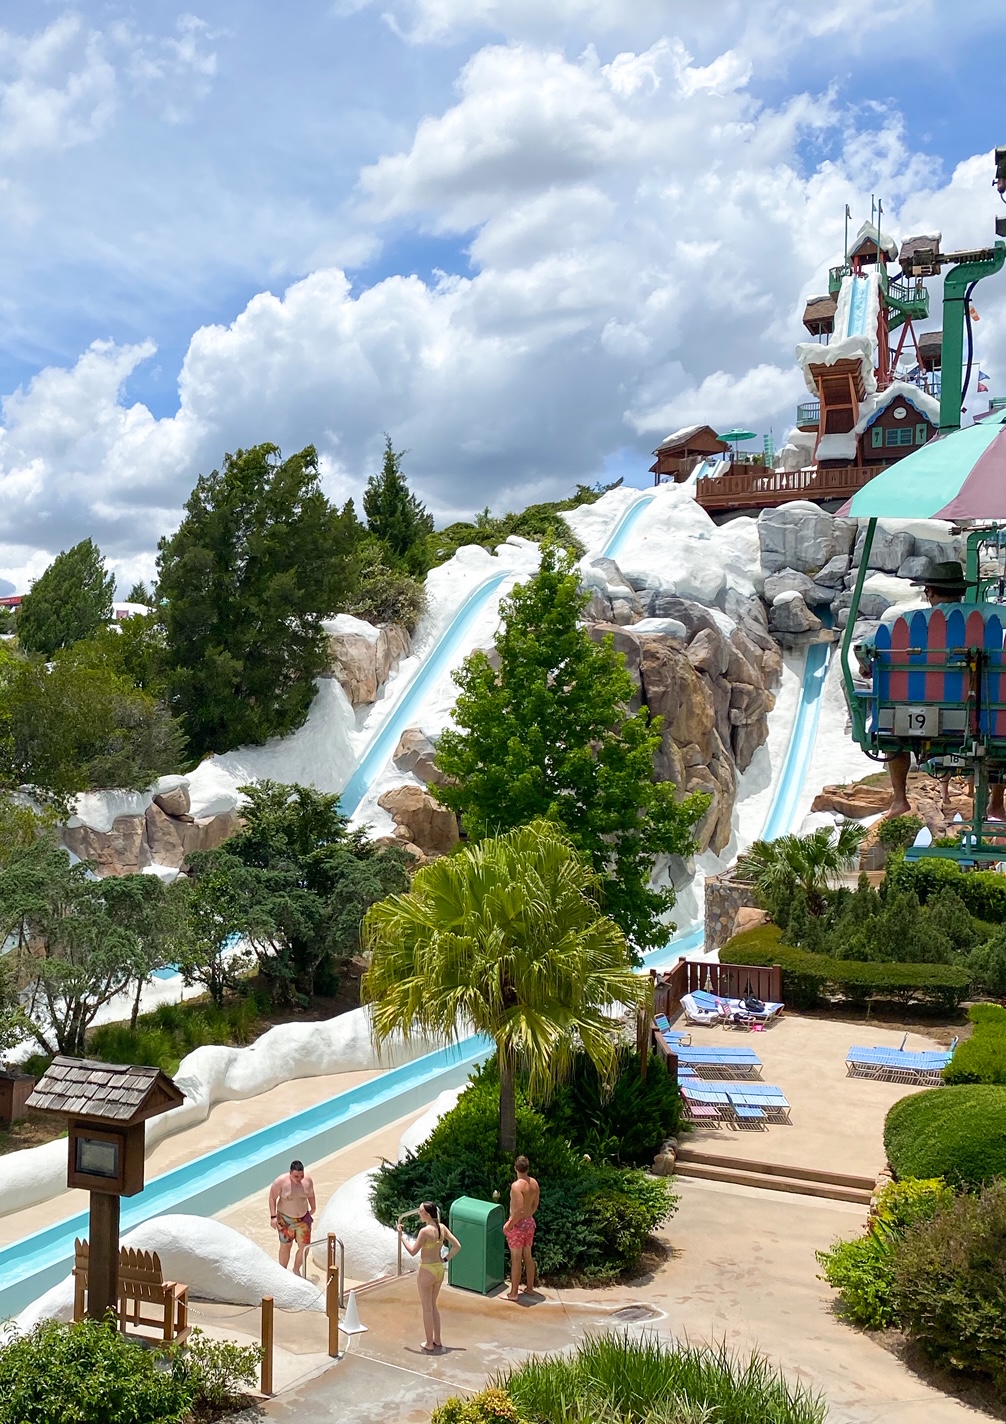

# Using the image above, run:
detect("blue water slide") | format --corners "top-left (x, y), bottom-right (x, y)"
top-left (601, 493), bottom-right (655, 562)
top-left (845, 274), bottom-right (872, 339)
top-left (0, 1036), bottom-right (492, 1319)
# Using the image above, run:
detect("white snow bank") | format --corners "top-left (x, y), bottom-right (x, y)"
top-left (397, 1088), bottom-right (463, 1161)
top-left (322, 613), bottom-right (382, 642)
top-left (14, 1216), bottom-right (323, 1334)
top-left (313, 1169), bottom-right (400, 1282)
top-left (563, 486), bottom-right (655, 554)
top-left (0, 1006), bottom-right (442, 1217)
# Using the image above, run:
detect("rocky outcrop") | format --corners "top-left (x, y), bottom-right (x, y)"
top-left (377, 785), bottom-right (459, 860)
top-left (812, 783), bottom-right (893, 818)
top-left (392, 730), bottom-right (450, 788)
top-left (768, 590), bottom-right (822, 641)
top-left (704, 869), bottom-right (760, 953)
top-left (62, 797), bottom-right (240, 877)
top-left (325, 621), bottom-right (412, 708)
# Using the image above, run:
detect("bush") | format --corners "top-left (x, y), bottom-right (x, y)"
top-left (173, 1328), bottom-right (260, 1411)
top-left (892, 1179), bottom-right (1006, 1386)
top-left (816, 1177), bottom-right (953, 1330)
top-left (885, 1085), bottom-right (1006, 1188)
top-left (345, 558), bottom-right (427, 631)
top-left (433, 1389), bottom-right (529, 1424)
top-left (943, 1003), bottom-right (1006, 1086)
top-left (888, 855), bottom-right (1006, 923)
top-left (725, 925), bottom-right (972, 1011)
top-left (88, 997), bottom-right (262, 1075)
top-left (372, 1065), bottom-right (677, 1282)
top-left (499, 1332), bottom-right (826, 1423)
top-left (0, 1317), bottom-right (192, 1424)
top-left (967, 927), bottom-right (1006, 997)
top-left (544, 1049), bottom-right (681, 1167)
top-left (877, 814), bottom-right (924, 851)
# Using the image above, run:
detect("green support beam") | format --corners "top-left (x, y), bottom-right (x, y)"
top-left (939, 241), bottom-right (1006, 434)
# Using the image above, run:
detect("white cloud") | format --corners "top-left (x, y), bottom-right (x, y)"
top-left (2, 10), bottom-right (1005, 591)
top-left (0, 15), bottom-right (116, 156)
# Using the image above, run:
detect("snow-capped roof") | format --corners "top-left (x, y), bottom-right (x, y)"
top-left (852, 381), bottom-right (940, 436)
top-left (850, 220), bottom-right (898, 263)
top-left (795, 335), bottom-right (877, 398)
top-left (656, 423), bottom-right (705, 450)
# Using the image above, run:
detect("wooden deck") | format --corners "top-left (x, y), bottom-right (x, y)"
top-left (694, 463), bottom-right (889, 512)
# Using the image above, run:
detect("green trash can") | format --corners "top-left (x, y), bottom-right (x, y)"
top-left (448, 1196), bottom-right (505, 1294)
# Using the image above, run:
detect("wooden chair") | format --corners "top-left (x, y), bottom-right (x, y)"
top-left (73, 1238), bottom-right (190, 1342)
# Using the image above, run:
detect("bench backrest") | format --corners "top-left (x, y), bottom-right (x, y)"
top-left (870, 604), bottom-right (1006, 740)
top-left (73, 1239), bottom-right (169, 1296)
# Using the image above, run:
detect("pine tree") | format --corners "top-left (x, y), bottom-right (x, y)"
top-left (16, 539), bottom-right (114, 657)
top-left (362, 437), bottom-right (434, 574)
top-left (156, 444), bottom-right (362, 758)
top-left (433, 541), bottom-right (709, 954)
top-left (125, 581), bottom-right (152, 606)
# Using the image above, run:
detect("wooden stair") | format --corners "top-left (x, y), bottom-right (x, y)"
top-left (674, 1148), bottom-right (875, 1205)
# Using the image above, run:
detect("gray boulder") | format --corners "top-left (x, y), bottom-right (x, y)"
top-left (897, 555), bottom-right (936, 582)
top-left (768, 591), bottom-right (822, 637)
top-left (589, 556), bottom-right (630, 588)
top-left (852, 525), bottom-right (914, 573)
top-left (814, 554), bottom-right (851, 587)
top-left (764, 567), bottom-right (818, 603)
top-left (757, 502), bottom-right (837, 575)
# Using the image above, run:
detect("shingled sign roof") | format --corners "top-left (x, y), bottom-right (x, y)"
top-left (26, 1057), bottom-right (184, 1124)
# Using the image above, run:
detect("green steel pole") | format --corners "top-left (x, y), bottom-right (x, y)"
top-left (939, 241), bottom-right (1006, 433)
top-left (840, 517), bottom-right (877, 749)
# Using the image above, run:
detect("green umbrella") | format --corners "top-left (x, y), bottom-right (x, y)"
top-left (717, 428), bottom-right (757, 443)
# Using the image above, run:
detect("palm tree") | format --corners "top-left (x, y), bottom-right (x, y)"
top-left (734, 823), bottom-right (866, 918)
top-left (361, 819), bottom-right (645, 1153)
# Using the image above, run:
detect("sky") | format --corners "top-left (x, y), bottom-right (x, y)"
top-left (1, 0), bottom-right (1005, 593)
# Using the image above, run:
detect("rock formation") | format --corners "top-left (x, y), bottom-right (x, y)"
top-left (61, 777), bottom-right (239, 876)
top-left (377, 784), bottom-right (459, 861)
top-left (324, 616), bottom-right (412, 708)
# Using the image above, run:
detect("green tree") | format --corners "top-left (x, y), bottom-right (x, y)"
top-left (99, 874), bottom-right (187, 1028)
top-left (362, 820), bottom-right (645, 1152)
top-left (16, 539), bottom-right (114, 657)
top-left (735, 824), bottom-right (867, 922)
top-left (125, 581), bottom-right (152, 606)
top-left (433, 542), bottom-right (708, 954)
top-left (0, 656), bottom-right (184, 803)
top-left (187, 781), bottom-right (410, 1003)
top-left (175, 867), bottom-right (256, 1008)
top-left (0, 842), bottom-right (142, 1055)
top-left (363, 436), bottom-right (434, 575)
top-left (157, 443), bottom-right (361, 757)
top-left (0, 605), bottom-right (13, 635)
top-left (0, 792), bottom-right (57, 866)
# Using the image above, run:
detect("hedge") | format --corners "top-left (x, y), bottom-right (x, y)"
top-left (885, 1085), bottom-right (1006, 1188)
top-left (887, 855), bottom-right (1006, 923)
top-left (724, 925), bottom-right (972, 1011)
top-left (944, 1003), bottom-right (1006, 1085)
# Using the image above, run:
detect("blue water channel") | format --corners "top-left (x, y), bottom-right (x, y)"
top-left (0, 1037), bottom-right (491, 1319)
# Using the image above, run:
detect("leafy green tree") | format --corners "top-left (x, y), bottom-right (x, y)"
top-left (363, 436), bottom-right (434, 575)
top-left (969, 931), bottom-right (1006, 997)
top-left (362, 819), bottom-right (645, 1152)
top-left (125, 581), bottom-right (152, 606)
top-left (345, 552), bottom-right (427, 632)
top-left (0, 656), bottom-right (184, 803)
top-left (0, 792), bottom-right (57, 866)
top-left (16, 539), bottom-right (114, 657)
top-left (433, 542), bottom-right (708, 954)
top-left (174, 867), bottom-right (256, 1008)
top-left (735, 824), bottom-right (867, 922)
top-left (0, 605), bottom-right (13, 635)
top-left (187, 781), bottom-right (410, 1003)
top-left (0, 842), bottom-right (143, 1055)
top-left (157, 444), bottom-right (362, 757)
top-left (99, 874), bottom-right (187, 1028)
top-left (0, 954), bottom-right (30, 1066)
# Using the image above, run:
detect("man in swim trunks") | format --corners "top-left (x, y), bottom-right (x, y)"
top-left (268, 1159), bottom-right (316, 1277)
top-left (504, 1155), bottom-right (539, 1301)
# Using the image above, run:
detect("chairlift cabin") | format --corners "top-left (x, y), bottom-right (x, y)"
top-left (840, 415), bottom-right (1006, 864)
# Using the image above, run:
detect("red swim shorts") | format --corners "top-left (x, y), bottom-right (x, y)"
top-left (504, 1216), bottom-right (536, 1251)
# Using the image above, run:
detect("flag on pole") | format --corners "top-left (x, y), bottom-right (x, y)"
top-left (845, 204), bottom-right (851, 219)
top-left (978, 371), bottom-right (990, 393)
top-left (970, 304), bottom-right (981, 321)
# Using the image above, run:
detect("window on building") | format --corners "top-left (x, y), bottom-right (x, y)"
top-left (871, 426), bottom-right (884, 448)
top-left (885, 427), bottom-right (915, 447)
top-left (915, 424), bottom-right (929, 445)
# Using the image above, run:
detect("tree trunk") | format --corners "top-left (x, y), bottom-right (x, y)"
top-left (499, 1054), bottom-right (516, 1155)
top-left (130, 976), bottom-right (144, 1030)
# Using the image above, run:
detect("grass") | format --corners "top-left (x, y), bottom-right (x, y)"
top-left (497, 1333), bottom-right (826, 1424)
top-left (86, 996), bottom-right (265, 1075)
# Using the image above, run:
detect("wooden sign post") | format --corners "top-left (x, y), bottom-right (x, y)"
top-left (27, 1058), bottom-right (184, 1321)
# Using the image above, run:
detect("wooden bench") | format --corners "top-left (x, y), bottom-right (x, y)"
top-left (73, 1239), bottom-right (190, 1342)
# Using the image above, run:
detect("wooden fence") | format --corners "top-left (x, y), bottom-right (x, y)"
top-left (694, 463), bottom-right (889, 512)
top-left (650, 961), bottom-right (783, 1021)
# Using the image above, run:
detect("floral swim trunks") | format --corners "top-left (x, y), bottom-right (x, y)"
top-left (277, 1212), bottom-right (312, 1246)
top-left (504, 1216), bottom-right (535, 1251)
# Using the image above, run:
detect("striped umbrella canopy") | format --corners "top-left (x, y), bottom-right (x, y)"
top-left (841, 414), bottom-right (1006, 519)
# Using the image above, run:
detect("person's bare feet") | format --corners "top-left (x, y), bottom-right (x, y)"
top-left (885, 800), bottom-right (912, 818)
top-left (506, 1291), bottom-right (520, 1302)
top-left (420, 1342), bottom-right (437, 1353)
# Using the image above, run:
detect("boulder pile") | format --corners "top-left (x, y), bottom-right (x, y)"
top-left (62, 778), bottom-right (239, 876)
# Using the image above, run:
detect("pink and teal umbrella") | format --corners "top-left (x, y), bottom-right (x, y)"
top-left (841, 414), bottom-right (1006, 520)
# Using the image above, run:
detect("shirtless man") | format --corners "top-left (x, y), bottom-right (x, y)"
top-left (503, 1155), bottom-right (539, 1301)
top-left (268, 1159), bottom-right (317, 1277)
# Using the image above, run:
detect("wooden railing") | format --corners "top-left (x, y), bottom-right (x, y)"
top-left (695, 463), bottom-right (889, 512)
top-left (650, 961), bottom-right (783, 1021)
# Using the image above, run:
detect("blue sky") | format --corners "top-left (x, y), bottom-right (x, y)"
top-left (1, 0), bottom-right (1005, 588)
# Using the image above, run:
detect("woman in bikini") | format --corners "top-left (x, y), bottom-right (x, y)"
top-left (398, 1201), bottom-right (461, 1353)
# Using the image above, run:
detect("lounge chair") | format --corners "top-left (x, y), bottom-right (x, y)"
top-left (845, 1045), bottom-right (952, 1085)
top-left (681, 992), bottom-right (723, 1026)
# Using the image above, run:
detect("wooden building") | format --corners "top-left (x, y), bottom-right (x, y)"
top-left (815, 383), bottom-right (939, 470)
top-left (650, 424), bottom-right (730, 483)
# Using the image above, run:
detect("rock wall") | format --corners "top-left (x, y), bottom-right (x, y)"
top-left (324, 615), bottom-right (412, 708)
top-left (703, 870), bottom-right (759, 953)
top-left (62, 779), bottom-right (239, 876)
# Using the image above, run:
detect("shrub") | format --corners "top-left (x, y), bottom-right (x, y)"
top-left (877, 814), bottom-right (924, 851)
top-left (345, 558), bottom-right (427, 631)
top-left (943, 1003), bottom-right (1006, 1086)
top-left (500, 1332), bottom-right (827, 1423)
top-left (892, 1180), bottom-right (1006, 1386)
top-left (816, 1177), bottom-right (953, 1329)
top-left (433, 1389), bottom-right (529, 1424)
top-left (887, 855), bottom-right (1006, 923)
top-left (544, 1049), bottom-right (681, 1167)
top-left (0, 1317), bottom-right (192, 1424)
top-left (967, 928), bottom-right (1006, 997)
top-left (172, 1328), bottom-right (260, 1410)
top-left (885, 1085), bottom-right (1006, 1188)
top-left (372, 1066), bottom-right (677, 1282)
top-left (725, 925), bottom-right (971, 1011)
top-left (88, 997), bottom-right (263, 1075)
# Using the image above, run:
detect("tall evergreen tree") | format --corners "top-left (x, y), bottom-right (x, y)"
top-left (363, 437), bottom-right (434, 574)
top-left (156, 444), bottom-right (361, 757)
top-left (16, 539), bottom-right (114, 657)
top-left (433, 542), bottom-right (709, 954)
top-left (125, 581), bottom-right (152, 606)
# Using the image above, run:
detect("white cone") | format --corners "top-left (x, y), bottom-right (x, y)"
top-left (341, 1289), bottom-right (368, 1335)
